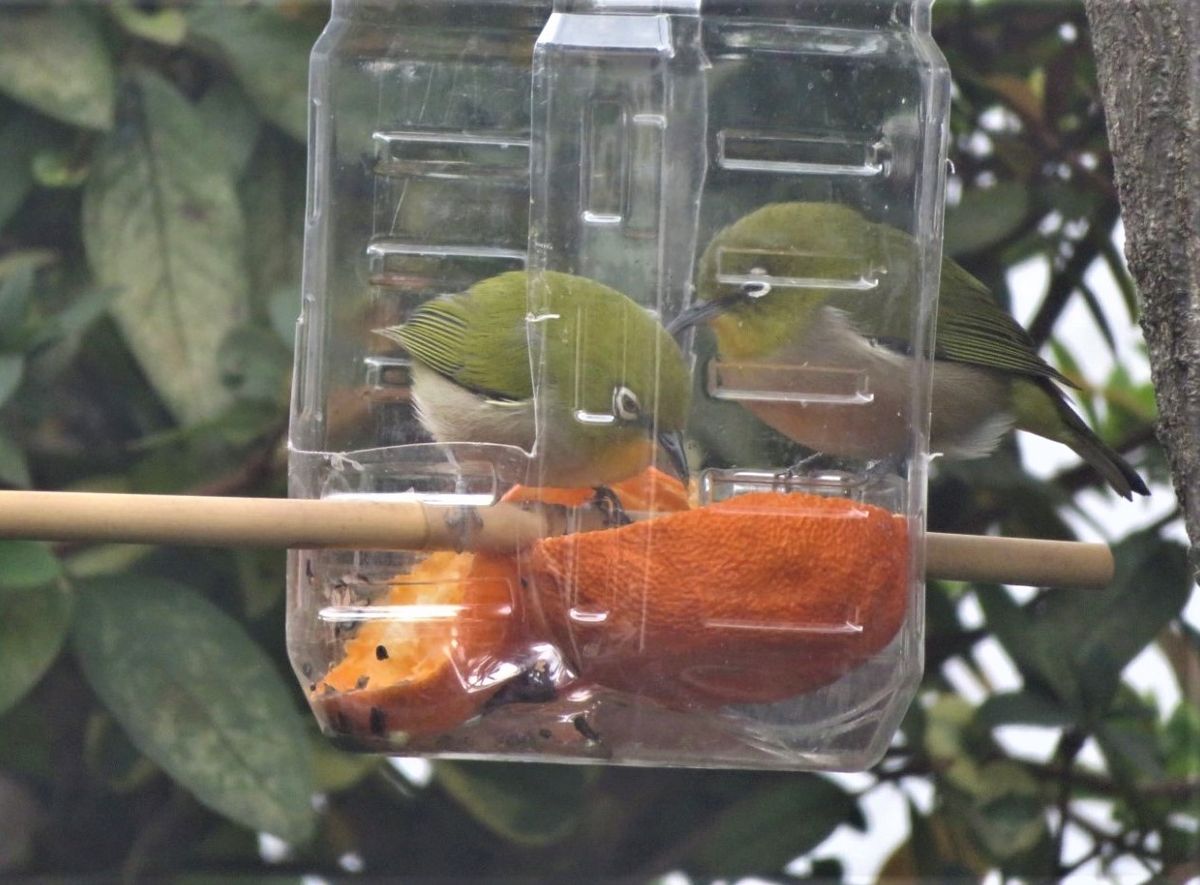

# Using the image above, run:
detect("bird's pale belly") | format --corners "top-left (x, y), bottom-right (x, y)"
top-left (744, 360), bottom-right (1012, 460)
top-left (745, 398), bottom-right (909, 458)
top-left (733, 307), bottom-right (1015, 460)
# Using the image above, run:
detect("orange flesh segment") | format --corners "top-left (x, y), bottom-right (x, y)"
top-left (314, 551), bottom-right (518, 738)
top-left (318, 552), bottom-right (473, 692)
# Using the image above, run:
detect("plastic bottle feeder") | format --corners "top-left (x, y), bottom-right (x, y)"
top-left (290, 0), bottom-right (951, 770)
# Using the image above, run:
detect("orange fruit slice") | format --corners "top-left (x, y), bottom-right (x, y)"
top-left (314, 550), bottom-right (519, 740)
top-left (500, 466), bottom-right (691, 512)
top-left (527, 491), bottom-right (910, 708)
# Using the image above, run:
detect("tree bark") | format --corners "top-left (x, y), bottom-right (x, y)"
top-left (1084, 0), bottom-right (1200, 565)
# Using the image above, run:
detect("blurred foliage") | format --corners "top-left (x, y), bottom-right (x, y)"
top-left (0, 0), bottom-right (1194, 882)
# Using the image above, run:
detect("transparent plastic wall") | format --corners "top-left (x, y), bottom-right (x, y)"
top-left (289, 0), bottom-right (950, 770)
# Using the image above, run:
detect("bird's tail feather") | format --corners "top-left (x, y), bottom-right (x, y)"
top-left (1032, 381), bottom-right (1150, 500)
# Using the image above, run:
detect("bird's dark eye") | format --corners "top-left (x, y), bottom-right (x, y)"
top-left (613, 385), bottom-right (641, 422)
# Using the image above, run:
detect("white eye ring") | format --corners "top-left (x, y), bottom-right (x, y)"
top-left (613, 385), bottom-right (641, 422)
top-left (741, 280), bottom-right (772, 299)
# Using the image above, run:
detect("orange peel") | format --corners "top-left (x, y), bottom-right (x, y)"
top-left (527, 490), bottom-right (910, 708)
top-left (312, 468), bottom-right (911, 738)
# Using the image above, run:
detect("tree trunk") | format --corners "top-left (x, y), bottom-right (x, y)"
top-left (1084, 0), bottom-right (1200, 565)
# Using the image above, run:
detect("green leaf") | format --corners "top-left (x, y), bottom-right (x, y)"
top-left (434, 761), bottom-right (589, 846)
top-left (240, 132), bottom-right (306, 306)
top-left (1050, 532), bottom-right (1190, 715)
top-left (0, 114), bottom-right (38, 230)
top-left (977, 587), bottom-right (1081, 712)
top-left (29, 286), bottom-right (119, 352)
top-left (961, 766), bottom-right (1046, 860)
top-left (83, 712), bottom-right (158, 794)
top-left (0, 541), bottom-right (61, 591)
top-left (233, 548), bottom-right (285, 620)
top-left (218, 325), bottom-right (292, 404)
top-left (983, 532), bottom-right (1190, 724)
top-left (186, 8), bottom-right (317, 142)
top-left (268, 284), bottom-right (299, 349)
top-left (1077, 281), bottom-right (1117, 355)
top-left (904, 801), bottom-right (986, 878)
top-left (0, 264), bottom-right (34, 346)
top-left (64, 543), bottom-right (154, 580)
top-left (82, 70), bottom-right (249, 425)
top-left (686, 776), bottom-right (855, 876)
top-left (0, 354), bottom-right (23, 409)
top-left (0, 774), bottom-right (42, 870)
top-left (0, 250), bottom-right (55, 288)
top-left (0, 697), bottom-right (54, 779)
top-left (976, 689), bottom-right (1078, 729)
top-left (0, 544), bottom-right (71, 716)
top-left (109, 1), bottom-right (188, 46)
top-left (31, 147), bottom-right (90, 189)
top-left (72, 576), bottom-right (315, 843)
top-left (1163, 822), bottom-right (1200, 866)
top-left (0, 9), bottom-right (115, 130)
top-left (945, 183), bottom-right (1031, 258)
top-left (0, 429), bottom-right (31, 489)
top-left (1162, 702), bottom-right (1200, 778)
top-left (197, 79), bottom-right (262, 177)
top-left (1095, 716), bottom-right (1166, 791)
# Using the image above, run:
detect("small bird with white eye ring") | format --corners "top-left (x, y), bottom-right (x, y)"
top-left (374, 270), bottom-right (692, 490)
top-left (672, 202), bottom-right (1148, 499)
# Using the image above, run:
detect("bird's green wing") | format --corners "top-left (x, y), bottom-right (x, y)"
top-left (395, 273), bottom-right (534, 401)
top-left (933, 258), bottom-right (1078, 389)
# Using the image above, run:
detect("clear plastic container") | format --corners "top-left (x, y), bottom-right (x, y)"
top-left (289, 0), bottom-right (951, 770)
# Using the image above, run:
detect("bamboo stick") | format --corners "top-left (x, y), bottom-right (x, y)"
top-left (0, 490), bottom-right (1113, 589)
top-left (923, 532), bottom-right (1113, 590)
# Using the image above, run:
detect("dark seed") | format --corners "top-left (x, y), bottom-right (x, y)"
top-left (375, 645), bottom-right (389, 661)
top-left (355, 675), bottom-right (370, 690)
top-left (538, 728), bottom-right (552, 739)
top-left (369, 706), bottom-right (387, 737)
top-left (308, 683), bottom-right (316, 692)
top-left (480, 661), bottom-right (558, 712)
top-left (305, 559), bottom-right (314, 579)
top-left (572, 714), bottom-right (601, 743)
top-left (301, 662), bottom-right (313, 678)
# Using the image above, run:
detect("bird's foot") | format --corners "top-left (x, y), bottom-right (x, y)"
top-left (772, 454), bottom-right (906, 492)
top-left (772, 452), bottom-right (830, 491)
top-left (590, 485), bottom-right (632, 528)
top-left (861, 455), bottom-right (906, 484)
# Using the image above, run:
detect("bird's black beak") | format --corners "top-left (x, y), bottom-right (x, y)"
top-left (657, 430), bottom-right (690, 484)
top-left (666, 299), bottom-right (731, 341)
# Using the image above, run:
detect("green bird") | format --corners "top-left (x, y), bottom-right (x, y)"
top-left (375, 270), bottom-right (691, 489)
top-left (677, 201), bottom-right (1148, 499)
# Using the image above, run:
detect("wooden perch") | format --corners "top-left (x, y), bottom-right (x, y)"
top-left (0, 490), bottom-right (1113, 589)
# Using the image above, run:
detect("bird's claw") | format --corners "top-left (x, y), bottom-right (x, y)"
top-left (590, 486), bottom-right (632, 528)
top-left (772, 452), bottom-right (824, 491)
